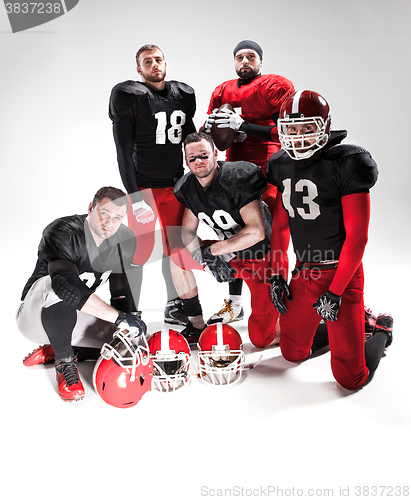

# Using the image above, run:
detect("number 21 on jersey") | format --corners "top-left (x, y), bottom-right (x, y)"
top-left (155, 110), bottom-right (186, 145)
top-left (282, 178), bottom-right (320, 220)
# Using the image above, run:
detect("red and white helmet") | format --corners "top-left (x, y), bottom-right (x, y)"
top-left (148, 329), bottom-right (191, 392)
top-left (93, 327), bottom-right (153, 408)
top-left (197, 323), bottom-right (245, 386)
top-left (278, 90), bottom-right (331, 160)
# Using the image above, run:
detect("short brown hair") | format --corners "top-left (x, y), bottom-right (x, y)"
top-left (92, 187), bottom-right (129, 211)
top-left (136, 44), bottom-right (164, 66)
top-left (184, 132), bottom-right (215, 150)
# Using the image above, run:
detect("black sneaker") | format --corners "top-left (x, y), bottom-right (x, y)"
top-left (374, 313), bottom-right (393, 350)
top-left (180, 322), bottom-right (206, 345)
top-left (164, 299), bottom-right (189, 326)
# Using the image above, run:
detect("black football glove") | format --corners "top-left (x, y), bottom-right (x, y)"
top-left (313, 291), bottom-right (341, 322)
top-left (268, 274), bottom-right (292, 315)
top-left (114, 311), bottom-right (147, 337)
top-left (192, 245), bottom-right (236, 283)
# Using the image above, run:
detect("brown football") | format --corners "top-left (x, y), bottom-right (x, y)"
top-left (210, 103), bottom-right (238, 151)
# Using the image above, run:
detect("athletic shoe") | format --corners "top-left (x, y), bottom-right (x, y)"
top-left (180, 322), bottom-right (206, 345)
top-left (374, 313), bottom-right (393, 350)
top-left (364, 307), bottom-right (377, 341)
top-left (55, 357), bottom-right (85, 402)
top-left (23, 344), bottom-right (55, 367)
top-left (207, 299), bottom-right (244, 324)
top-left (164, 299), bottom-right (189, 326)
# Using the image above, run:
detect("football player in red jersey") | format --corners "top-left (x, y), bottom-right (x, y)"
top-left (109, 44), bottom-right (197, 327)
top-left (17, 187), bottom-right (147, 402)
top-left (267, 90), bottom-right (393, 390)
top-left (203, 40), bottom-right (294, 325)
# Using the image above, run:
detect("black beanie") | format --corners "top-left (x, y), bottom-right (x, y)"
top-left (233, 40), bottom-right (263, 60)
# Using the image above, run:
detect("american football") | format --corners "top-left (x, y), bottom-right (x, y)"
top-left (211, 103), bottom-right (238, 151)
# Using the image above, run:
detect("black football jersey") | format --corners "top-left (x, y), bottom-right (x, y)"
top-left (21, 214), bottom-right (136, 300)
top-left (266, 130), bottom-right (378, 263)
top-left (109, 80), bottom-right (196, 189)
top-left (174, 161), bottom-right (269, 260)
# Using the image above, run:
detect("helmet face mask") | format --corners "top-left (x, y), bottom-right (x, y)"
top-left (210, 344), bottom-right (239, 366)
top-left (151, 351), bottom-right (191, 392)
top-left (197, 324), bottom-right (245, 386)
top-left (154, 358), bottom-right (183, 376)
top-left (100, 329), bottom-right (149, 375)
top-left (148, 329), bottom-right (191, 393)
top-left (278, 90), bottom-right (331, 160)
top-left (278, 116), bottom-right (329, 160)
top-left (198, 349), bottom-right (245, 385)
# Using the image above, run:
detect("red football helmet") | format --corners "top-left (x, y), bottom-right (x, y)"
top-left (93, 327), bottom-right (153, 408)
top-left (148, 329), bottom-right (191, 392)
top-left (278, 90), bottom-right (331, 160)
top-left (197, 323), bottom-right (245, 386)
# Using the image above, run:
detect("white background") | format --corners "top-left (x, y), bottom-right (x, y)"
top-left (1, 1), bottom-right (410, 498)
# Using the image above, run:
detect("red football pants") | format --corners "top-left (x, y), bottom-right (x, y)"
top-left (229, 256), bottom-right (279, 348)
top-left (259, 162), bottom-right (277, 218)
top-left (280, 264), bottom-right (369, 390)
top-left (171, 246), bottom-right (279, 348)
top-left (127, 187), bottom-right (185, 265)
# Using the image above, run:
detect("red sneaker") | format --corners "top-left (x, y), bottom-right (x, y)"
top-left (55, 357), bottom-right (85, 402)
top-left (23, 344), bottom-right (55, 366)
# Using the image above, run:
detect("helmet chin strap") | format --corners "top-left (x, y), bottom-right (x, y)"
top-left (244, 354), bottom-right (263, 370)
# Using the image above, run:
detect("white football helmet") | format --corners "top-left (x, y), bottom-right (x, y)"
top-left (197, 323), bottom-right (245, 386)
top-left (278, 90), bottom-right (331, 160)
top-left (148, 329), bottom-right (191, 392)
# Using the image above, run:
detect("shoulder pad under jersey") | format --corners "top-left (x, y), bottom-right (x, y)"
top-left (325, 143), bottom-right (379, 194)
top-left (173, 173), bottom-right (193, 205)
top-left (111, 80), bottom-right (150, 97)
top-left (169, 80), bottom-right (195, 95)
top-left (324, 142), bottom-right (370, 160)
top-left (266, 149), bottom-right (289, 187)
top-left (39, 215), bottom-right (86, 262)
top-left (219, 162), bottom-right (267, 209)
top-left (109, 81), bottom-right (149, 120)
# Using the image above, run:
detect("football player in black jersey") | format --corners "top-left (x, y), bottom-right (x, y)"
top-left (171, 132), bottom-right (280, 347)
top-left (17, 187), bottom-right (146, 402)
top-left (266, 90), bottom-right (393, 390)
top-left (109, 44), bottom-right (197, 327)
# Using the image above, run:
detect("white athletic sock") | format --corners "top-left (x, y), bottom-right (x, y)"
top-left (229, 295), bottom-right (242, 304)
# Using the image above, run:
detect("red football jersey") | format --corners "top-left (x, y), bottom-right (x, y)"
top-left (207, 74), bottom-right (294, 168)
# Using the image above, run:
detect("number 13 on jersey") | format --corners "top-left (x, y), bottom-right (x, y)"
top-left (282, 178), bottom-right (320, 220)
